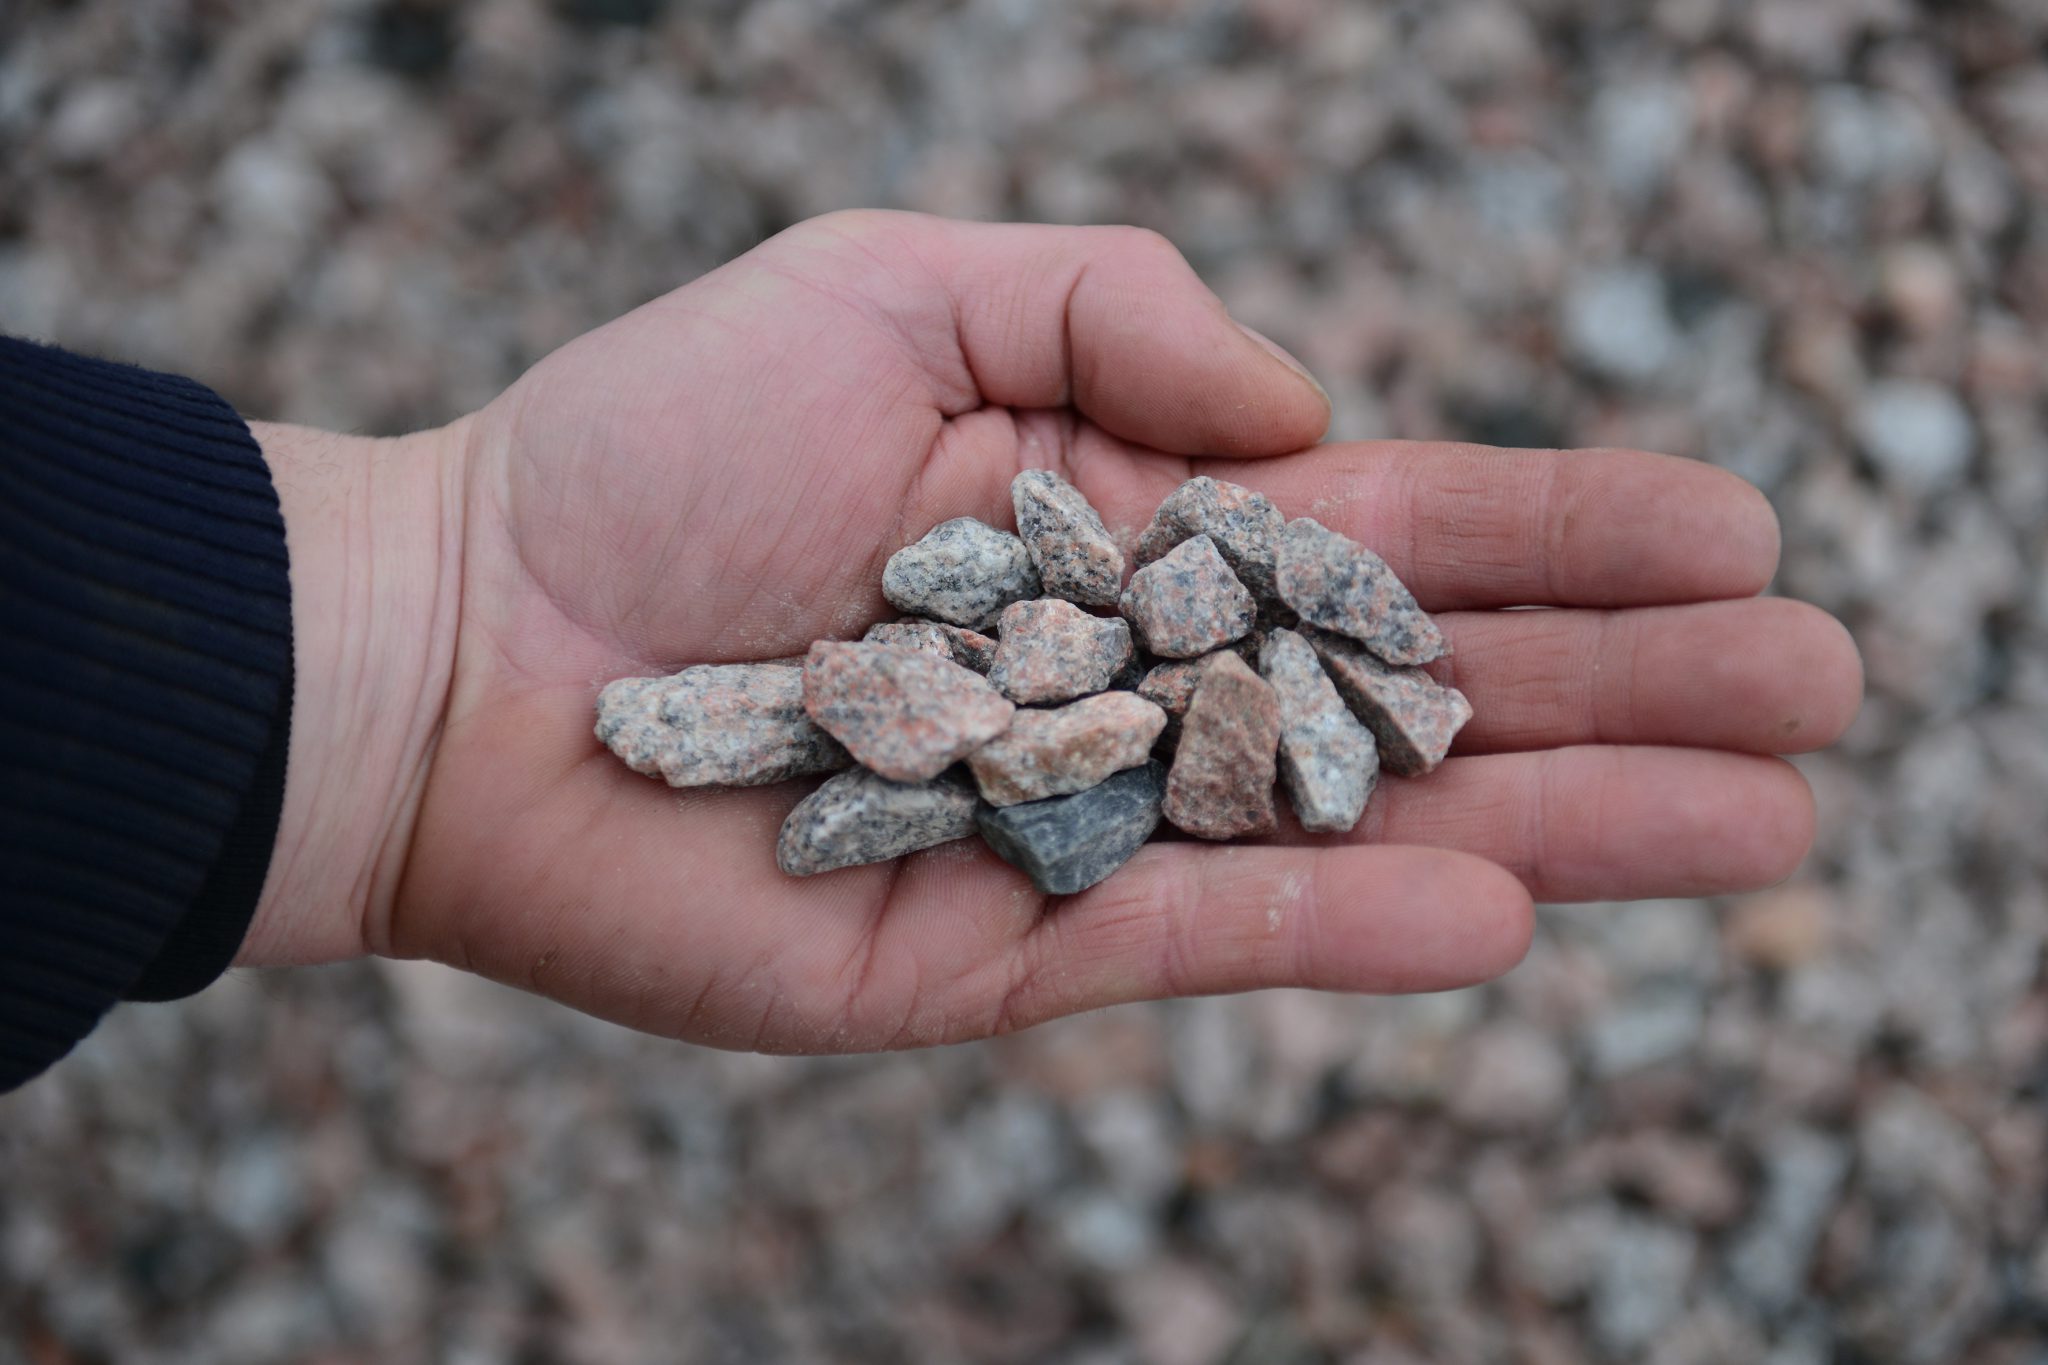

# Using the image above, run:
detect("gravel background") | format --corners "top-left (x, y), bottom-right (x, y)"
top-left (5, 2), bottom-right (2048, 1361)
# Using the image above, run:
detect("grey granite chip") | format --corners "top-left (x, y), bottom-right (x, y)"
top-left (1261, 627), bottom-right (1378, 832)
top-left (1274, 517), bottom-right (1447, 666)
top-left (776, 767), bottom-right (981, 876)
top-left (1302, 626), bottom-right (1471, 776)
top-left (882, 517), bottom-right (1041, 628)
top-left (977, 761), bottom-right (1167, 895)
top-left (864, 618), bottom-right (999, 672)
top-left (596, 664), bottom-right (851, 788)
top-left (802, 642), bottom-right (1015, 782)
top-left (988, 599), bottom-right (1135, 704)
top-left (1011, 468), bottom-right (1125, 606)
top-left (967, 691), bottom-right (1167, 806)
top-left (1135, 476), bottom-right (1286, 601)
top-left (1118, 534), bottom-right (1257, 658)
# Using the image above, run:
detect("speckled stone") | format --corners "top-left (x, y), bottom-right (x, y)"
top-left (1012, 469), bottom-right (1125, 606)
top-left (1118, 534), bottom-right (1257, 658)
top-left (1274, 517), bottom-right (1447, 666)
top-left (882, 517), bottom-right (1041, 628)
top-left (1135, 476), bottom-right (1286, 600)
top-left (1260, 628), bottom-right (1378, 832)
top-left (863, 618), bottom-right (999, 672)
top-left (1136, 656), bottom-right (1208, 720)
top-left (967, 691), bottom-right (1167, 806)
top-left (596, 665), bottom-right (851, 788)
top-left (988, 599), bottom-right (1135, 704)
top-left (802, 642), bottom-right (1015, 781)
top-left (1302, 626), bottom-right (1471, 776)
top-left (977, 761), bottom-right (1166, 895)
top-left (1163, 652), bottom-right (1281, 839)
top-left (1134, 644), bottom-right (1255, 752)
top-left (776, 767), bottom-right (981, 876)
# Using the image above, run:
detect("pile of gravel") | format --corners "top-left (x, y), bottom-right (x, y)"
top-left (597, 471), bottom-right (1469, 893)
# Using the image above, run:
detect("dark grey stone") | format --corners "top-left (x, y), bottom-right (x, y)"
top-left (976, 761), bottom-right (1166, 895)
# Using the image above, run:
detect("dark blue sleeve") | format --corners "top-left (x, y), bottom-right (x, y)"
top-left (1, 336), bottom-right (294, 1091)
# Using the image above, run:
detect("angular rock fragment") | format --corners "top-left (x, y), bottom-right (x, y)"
top-left (977, 761), bottom-right (1167, 895)
top-left (1274, 517), bottom-right (1446, 666)
top-left (1260, 628), bottom-right (1378, 832)
top-left (968, 691), bottom-right (1167, 806)
top-left (1302, 627), bottom-right (1471, 776)
top-left (988, 599), bottom-right (1134, 704)
top-left (1137, 656), bottom-right (1202, 710)
top-left (1135, 647), bottom-right (1251, 753)
top-left (882, 517), bottom-right (1041, 628)
top-left (1118, 534), bottom-right (1257, 658)
top-left (776, 767), bottom-right (980, 875)
top-left (864, 618), bottom-right (998, 673)
top-left (1163, 652), bottom-right (1281, 839)
top-left (1135, 476), bottom-right (1286, 600)
top-left (1012, 469), bottom-right (1125, 606)
top-left (802, 642), bottom-right (1014, 782)
top-left (596, 665), bottom-right (851, 788)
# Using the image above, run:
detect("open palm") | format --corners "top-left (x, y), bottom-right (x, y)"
top-left (390, 211), bottom-right (1862, 1053)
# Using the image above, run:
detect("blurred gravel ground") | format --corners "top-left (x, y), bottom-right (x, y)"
top-left (5, 2), bottom-right (2048, 1362)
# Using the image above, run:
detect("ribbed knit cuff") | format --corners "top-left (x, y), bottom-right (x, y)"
top-left (0, 336), bottom-right (294, 1090)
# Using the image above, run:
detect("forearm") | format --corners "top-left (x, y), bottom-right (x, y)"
top-left (236, 419), bottom-right (472, 966)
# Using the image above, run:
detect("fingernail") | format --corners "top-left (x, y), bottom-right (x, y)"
top-left (1234, 320), bottom-right (1330, 406)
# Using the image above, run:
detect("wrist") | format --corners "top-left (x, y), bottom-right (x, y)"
top-left (235, 417), bottom-right (473, 967)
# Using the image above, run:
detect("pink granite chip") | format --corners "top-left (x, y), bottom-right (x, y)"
top-left (1301, 627), bottom-right (1471, 776)
top-left (988, 599), bottom-right (1135, 704)
top-left (1135, 476), bottom-right (1286, 601)
top-left (1136, 635), bottom-right (1263, 751)
top-left (1162, 652), bottom-right (1281, 839)
top-left (967, 691), bottom-right (1167, 806)
top-left (802, 642), bottom-right (1015, 781)
top-left (595, 664), bottom-right (852, 787)
top-left (1118, 534), bottom-right (1257, 659)
top-left (1136, 656), bottom-right (1208, 720)
top-left (864, 618), bottom-right (999, 673)
top-left (1274, 517), bottom-right (1447, 666)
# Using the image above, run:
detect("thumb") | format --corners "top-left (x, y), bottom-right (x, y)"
top-left (919, 217), bottom-right (1332, 456)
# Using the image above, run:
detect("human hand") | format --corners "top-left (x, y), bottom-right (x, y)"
top-left (243, 211), bottom-right (1862, 1052)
